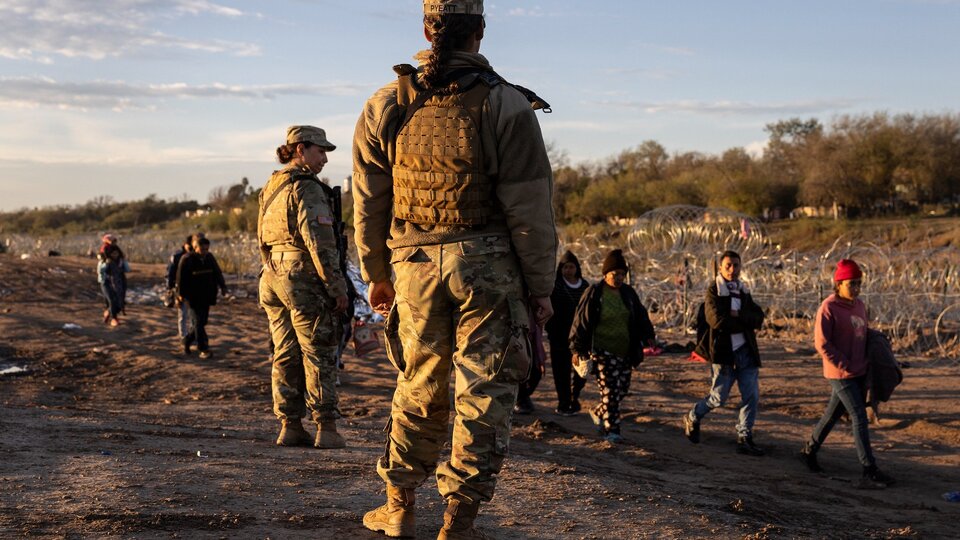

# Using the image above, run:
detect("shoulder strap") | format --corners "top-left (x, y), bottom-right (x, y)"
top-left (259, 171), bottom-right (315, 218)
top-left (393, 64), bottom-right (504, 135)
top-left (259, 178), bottom-right (293, 219)
top-left (504, 81), bottom-right (551, 112)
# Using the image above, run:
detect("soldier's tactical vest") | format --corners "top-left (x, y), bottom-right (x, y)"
top-left (259, 168), bottom-right (318, 248)
top-left (392, 65), bottom-right (502, 227)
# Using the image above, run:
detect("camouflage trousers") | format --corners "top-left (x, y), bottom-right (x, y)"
top-left (379, 239), bottom-right (531, 504)
top-left (259, 258), bottom-right (340, 423)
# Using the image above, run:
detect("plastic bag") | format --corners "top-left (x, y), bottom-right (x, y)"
top-left (572, 353), bottom-right (594, 379)
top-left (352, 318), bottom-right (381, 357)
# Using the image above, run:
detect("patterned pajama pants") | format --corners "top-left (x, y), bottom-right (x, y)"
top-left (592, 350), bottom-right (632, 435)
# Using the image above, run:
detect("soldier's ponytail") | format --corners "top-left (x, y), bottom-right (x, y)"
top-left (421, 14), bottom-right (484, 93)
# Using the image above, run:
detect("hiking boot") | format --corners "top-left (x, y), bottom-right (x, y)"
top-left (736, 435), bottom-right (765, 456)
top-left (363, 484), bottom-right (416, 538)
top-left (857, 465), bottom-right (894, 489)
top-left (315, 420), bottom-right (346, 449)
top-left (569, 399), bottom-right (582, 414)
top-left (198, 350), bottom-right (211, 359)
top-left (683, 414), bottom-right (700, 444)
top-left (799, 441), bottom-right (823, 473)
top-left (513, 395), bottom-right (534, 415)
top-left (438, 499), bottom-right (489, 540)
top-left (182, 341), bottom-right (192, 356)
top-left (276, 419), bottom-right (312, 447)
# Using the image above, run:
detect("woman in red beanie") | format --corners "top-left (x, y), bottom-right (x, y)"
top-left (799, 258), bottom-right (894, 488)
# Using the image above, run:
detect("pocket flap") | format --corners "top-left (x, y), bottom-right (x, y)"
top-left (456, 237), bottom-right (510, 256)
top-left (384, 303), bottom-right (407, 373)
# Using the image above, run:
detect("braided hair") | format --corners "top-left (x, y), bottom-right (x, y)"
top-left (421, 13), bottom-right (484, 93)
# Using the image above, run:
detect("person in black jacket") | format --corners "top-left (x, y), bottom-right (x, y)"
top-left (682, 250), bottom-right (766, 456)
top-left (543, 250), bottom-right (589, 416)
top-left (570, 249), bottom-right (656, 442)
top-left (176, 236), bottom-right (228, 358)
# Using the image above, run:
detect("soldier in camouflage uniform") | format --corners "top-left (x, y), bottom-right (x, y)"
top-left (259, 125), bottom-right (350, 449)
top-left (354, 1), bottom-right (556, 538)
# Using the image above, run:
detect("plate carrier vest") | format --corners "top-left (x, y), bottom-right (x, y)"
top-left (260, 168), bottom-right (324, 249)
top-left (392, 64), bottom-right (503, 227)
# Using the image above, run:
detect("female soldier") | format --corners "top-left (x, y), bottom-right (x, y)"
top-left (570, 249), bottom-right (656, 443)
top-left (258, 126), bottom-right (349, 449)
top-left (355, 1), bottom-right (556, 537)
top-left (800, 259), bottom-right (895, 488)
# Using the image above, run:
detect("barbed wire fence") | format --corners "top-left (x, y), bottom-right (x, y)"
top-left (561, 205), bottom-right (960, 367)
top-left (5, 205), bottom-right (959, 365)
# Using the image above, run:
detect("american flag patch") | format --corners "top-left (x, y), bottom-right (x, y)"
top-left (317, 216), bottom-right (334, 225)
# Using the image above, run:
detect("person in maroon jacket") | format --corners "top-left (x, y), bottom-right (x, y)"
top-left (800, 259), bottom-right (895, 489)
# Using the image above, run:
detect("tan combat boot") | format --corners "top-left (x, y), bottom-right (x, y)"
top-left (437, 499), bottom-right (489, 540)
top-left (314, 420), bottom-right (346, 449)
top-left (362, 484), bottom-right (416, 538)
top-left (276, 419), bottom-right (311, 447)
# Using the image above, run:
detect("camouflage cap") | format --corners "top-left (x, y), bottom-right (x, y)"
top-left (424, 0), bottom-right (483, 15)
top-left (286, 125), bottom-right (335, 151)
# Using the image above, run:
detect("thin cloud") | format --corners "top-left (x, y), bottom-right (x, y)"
top-left (0, 0), bottom-right (258, 62)
top-left (594, 98), bottom-right (857, 116)
top-left (897, 0), bottom-right (960, 4)
top-left (637, 43), bottom-right (696, 56)
top-left (507, 7), bottom-right (546, 17)
top-left (0, 77), bottom-right (368, 111)
top-left (0, 115), bottom-right (359, 169)
top-left (602, 67), bottom-right (679, 80)
top-left (540, 120), bottom-right (620, 133)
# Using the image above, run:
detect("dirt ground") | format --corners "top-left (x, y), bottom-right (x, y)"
top-left (1, 254), bottom-right (958, 539)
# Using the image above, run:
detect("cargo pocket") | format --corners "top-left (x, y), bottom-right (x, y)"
top-left (493, 297), bottom-right (532, 383)
top-left (384, 303), bottom-right (407, 374)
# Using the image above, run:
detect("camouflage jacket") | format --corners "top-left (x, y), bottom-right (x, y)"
top-left (352, 50), bottom-right (557, 297)
top-left (258, 165), bottom-right (348, 298)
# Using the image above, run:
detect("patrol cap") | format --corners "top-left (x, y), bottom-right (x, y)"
top-left (285, 125), bottom-right (336, 151)
top-left (424, 0), bottom-right (483, 15)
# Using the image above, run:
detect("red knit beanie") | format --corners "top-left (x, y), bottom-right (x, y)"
top-left (833, 259), bottom-right (862, 282)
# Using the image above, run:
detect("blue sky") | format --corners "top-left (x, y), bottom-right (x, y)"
top-left (1, 0), bottom-right (958, 210)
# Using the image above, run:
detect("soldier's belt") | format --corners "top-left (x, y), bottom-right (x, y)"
top-left (270, 251), bottom-right (304, 261)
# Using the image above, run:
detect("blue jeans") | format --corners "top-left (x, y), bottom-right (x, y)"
top-left (809, 376), bottom-right (875, 468)
top-left (177, 301), bottom-right (195, 339)
top-left (689, 346), bottom-right (760, 438)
